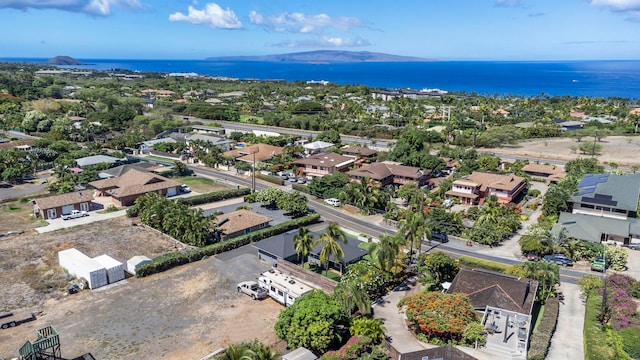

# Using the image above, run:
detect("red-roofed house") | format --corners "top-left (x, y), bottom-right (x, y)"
top-left (347, 162), bottom-right (430, 188)
top-left (294, 152), bottom-right (355, 178)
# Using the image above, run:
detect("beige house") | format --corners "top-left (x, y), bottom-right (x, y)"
top-left (223, 144), bottom-right (283, 163)
top-left (294, 152), bottom-right (355, 178)
top-left (215, 210), bottom-right (272, 240)
top-left (89, 169), bottom-right (181, 207)
top-left (34, 191), bottom-right (94, 220)
top-left (446, 172), bottom-right (526, 205)
top-left (521, 163), bottom-right (566, 183)
top-left (347, 162), bottom-right (430, 188)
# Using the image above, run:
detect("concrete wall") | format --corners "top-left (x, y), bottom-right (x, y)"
top-left (277, 260), bottom-right (337, 294)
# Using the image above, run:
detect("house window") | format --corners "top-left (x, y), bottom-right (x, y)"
top-left (244, 228), bottom-right (251, 234)
top-left (46, 208), bottom-right (57, 219)
top-left (259, 223), bottom-right (267, 229)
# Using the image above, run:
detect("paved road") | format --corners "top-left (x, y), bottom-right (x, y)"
top-left (0, 173), bottom-right (49, 201)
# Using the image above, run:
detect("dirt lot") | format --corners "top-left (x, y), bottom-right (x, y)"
top-left (0, 214), bottom-right (281, 360)
top-left (487, 135), bottom-right (640, 168)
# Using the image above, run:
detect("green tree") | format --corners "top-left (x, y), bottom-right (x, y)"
top-left (255, 188), bottom-right (286, 208)
top-left (317, 223), bottom-right (347, 275)
top-left (542, 184), bottom-right (571, 216)
top-left (399, 210), bottom-right (430, 263)
top-left (315, 129), bottom-right (341, 145)
top-left (274, 290), bottom-right (347, 353)
top-left (276, 191), bottom-right (308, 217)
top-left (293, 226), bottom-right (314, 265)
top-left (419, 251), bottom-right (460, 286)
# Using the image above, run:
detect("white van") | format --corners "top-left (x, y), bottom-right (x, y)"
top-left (324, 198), bottom-right (341, 207)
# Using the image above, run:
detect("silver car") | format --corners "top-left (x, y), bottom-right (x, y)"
top-left (237, 281), bottom-right (268, 300)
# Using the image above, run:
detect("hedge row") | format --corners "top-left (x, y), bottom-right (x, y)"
top-left (136, 213), bottom-right (321, 277)
top-left (292, 183), bottom-right (311, 194)
top-left (526, 297), bottom-right (559, 360)
top-left (256, 173), bottom-right (285, 186)
top-left (176, 187), bottom-right (250, 206)
top-left (457, 256), bottom-right (510, 273)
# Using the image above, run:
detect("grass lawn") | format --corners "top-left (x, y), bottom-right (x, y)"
top-left (172, 176), bottom-right (231, 193)
top-left (303, 263), bottom-right (341, 281)
top-left (584, 290), bottom-right (615, 360)
top-left (240, 114), bottom-right (264, 124)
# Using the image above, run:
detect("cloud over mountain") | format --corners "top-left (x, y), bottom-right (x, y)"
top-left (248, 11), bottom-right (364, 33)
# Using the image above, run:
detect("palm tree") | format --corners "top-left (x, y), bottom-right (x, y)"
top-left (293, 226), bottom-right (314, 265)
top-left (377, 233), bottom-right (405, 275)
top-left (399, 210), bottom-right (429, 264)
top-left (222, 344), bottom-right (250, 360)
top-left (244, 347), bottom-right (279, 360)
top-left (316, 223), bottom-right (346, 275)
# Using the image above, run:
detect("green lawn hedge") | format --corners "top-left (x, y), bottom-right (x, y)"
top-left (256, 173), bottom-right (284, 185)
top-left (176, 187), bottom-right (250, 206)
top-left (526, 297), bottom-right (559, 360)
top-left (136, 213), bottom-right (321, 277)
top-left (458, 256), bottom-right (510, 273)
top-left (291, 183), bottom-right (311, 194)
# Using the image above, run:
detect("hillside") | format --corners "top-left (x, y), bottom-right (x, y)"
top-left (205, 50), bottom-right (430, 63)
top-left (46, 56), bottom-right (85, 65)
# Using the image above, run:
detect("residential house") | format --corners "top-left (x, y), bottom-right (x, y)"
top-left (521, 163), bottom-right (567, 184)
top-left (215, 210), bottom-right (271, 240)
top-left (189, 125), bottom-right (226, 136)
top-left (33, 191), bottom-right (94, 220)
top-left (446, 172), bottom-right (526, 205)
top-left (139, 138), bottom-right (177, 154)
top-left (186, 134), bottom-right (235, 152)
top-left (75, 155), bottom-right (125, 169)
top-left (89, 169), bottom-right (181, 207)
top-left (223, 144), bottom-right (283, 164)
top-left (96, 162), bottom-right (163, 179)
top-left (447, 268), bottom-right (538, 358)
top-left (294, 152), bottom-right (355, 178)
top-left (303, 141), bottom-right (334, 155)
top-left (252, 230), bottom-right (368, 273)
top-left (347, 161), bottom-right (430, 188)
top-left (554, 173), bottom-right (640, 245)
top-left (341, 146), bottom-right (377, 162)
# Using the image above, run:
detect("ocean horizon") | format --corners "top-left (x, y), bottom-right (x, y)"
top-left (2, 57), bottom-right (640, 99)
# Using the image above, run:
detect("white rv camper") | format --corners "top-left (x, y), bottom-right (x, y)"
top-left (258, 270), bottom-right (314, 306)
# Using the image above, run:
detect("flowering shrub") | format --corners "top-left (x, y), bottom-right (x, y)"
top-left (399, 292), bottom-right (478, 344)
top-left (603, 274), bottom-right (640, 330)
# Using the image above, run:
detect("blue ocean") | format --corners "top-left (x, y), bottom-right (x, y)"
top-left (2, 58), bottom-right (640, 98)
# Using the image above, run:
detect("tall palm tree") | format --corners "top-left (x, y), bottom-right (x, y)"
top-left (399, 210), bottom-right (429, 264)
top-left (317, 223), bottom-right (347, 275)
top-left (293, 226), bottom-right (314, 265)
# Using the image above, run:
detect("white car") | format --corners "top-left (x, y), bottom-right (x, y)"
top-left (62, 210), bottom-right (89, 220)
top-left (324, 198), bottom-right (341, 207)
top-left (237, 281), bottom-right (268, 300)
top-left (179, 184), bottom-right (191, 193)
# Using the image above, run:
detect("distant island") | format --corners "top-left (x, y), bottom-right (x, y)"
top-left (47, 56), bottom-right (86, 65)
top-left (205, 50), bottom-right (431, 63)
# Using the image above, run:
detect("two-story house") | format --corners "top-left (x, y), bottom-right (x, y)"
top-left (553, 173), bottom-right (640, 245)
top-left (446, 172), bottom-right (526, 205)
top-left (347, 161), bottom-right (430, 188)
top-left (293, 152), bottom-right (355, 179)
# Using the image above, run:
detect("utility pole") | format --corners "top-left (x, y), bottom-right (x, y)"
top-left (252, 150), bottom-right (257, 193)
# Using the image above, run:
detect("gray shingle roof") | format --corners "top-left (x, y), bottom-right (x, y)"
top-left (554, 212), bottom-right (632, 242)
top-left (573, 173), bottom-right (640, 212)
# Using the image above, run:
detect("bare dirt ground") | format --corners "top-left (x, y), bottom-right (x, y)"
top-left (0, 213), bottom-right (280, 360)
top-left (487, 135), bottom-right (640, 168)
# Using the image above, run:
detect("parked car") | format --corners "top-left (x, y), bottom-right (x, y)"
top-left (324, 198), bottom-right (341, 207)
top-left (591, 256), bottom-right (606, 272)
top-left (62, 210), bottom-right (89, 220)
top-left (526, 252), bottom-right (540, 261)
top-left (288, 177), bottom-right (298, 183)
top-left (429, 232), bottom-right (449, 243)
top-left (179, 184), bottom-right (191, 193)
top-left (624, 243), bottom-right (640, 251)
top-left (543, 254), bottom-right (574, 266)
top-left (237, 281), bottom-right (268, 300)
top-left (297, 177), bottom-right (307, 184)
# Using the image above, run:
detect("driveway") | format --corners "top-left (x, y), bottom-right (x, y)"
top-left (35, 209), bottom-right (128, 233)
top-left (546, 283), bottom-right (585, 360)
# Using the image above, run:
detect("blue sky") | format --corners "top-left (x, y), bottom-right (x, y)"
top-left (1, 0), bottom-right (640, 60)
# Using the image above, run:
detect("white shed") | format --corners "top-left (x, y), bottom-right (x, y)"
top-left (127, 255), bottom-right (151, 275)
top-left (58, 248), bottom-right (108, 289)
top-left (93, 254), bottom-right (125, 283)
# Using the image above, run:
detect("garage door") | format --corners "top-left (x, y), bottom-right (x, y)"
top-left (62, 204), bottom-right (74, 215)
top-left (166, 187), bottom-right (177, 197)
top-left (258, 251), bottom-right (277, 266)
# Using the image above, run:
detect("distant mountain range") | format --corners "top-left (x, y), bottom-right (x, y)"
top-left (205, 50), bottom-right (431, 63)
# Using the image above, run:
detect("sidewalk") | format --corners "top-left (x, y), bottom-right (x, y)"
top-left (546, 283), bottom-right (585, 360)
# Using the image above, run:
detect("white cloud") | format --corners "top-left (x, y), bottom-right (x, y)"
top-left (591, 0), bottom-right (640, 11)
top-left (495, 0), bottom-right (526, 7)
top-left (273, 36), bottom-right (370, 48)
top-left (249, 11), bottom-right (364, 33)
top-left (0, 0), bottom-right (142, 16)
top-left (169, 3), bottom-right (242, 29)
